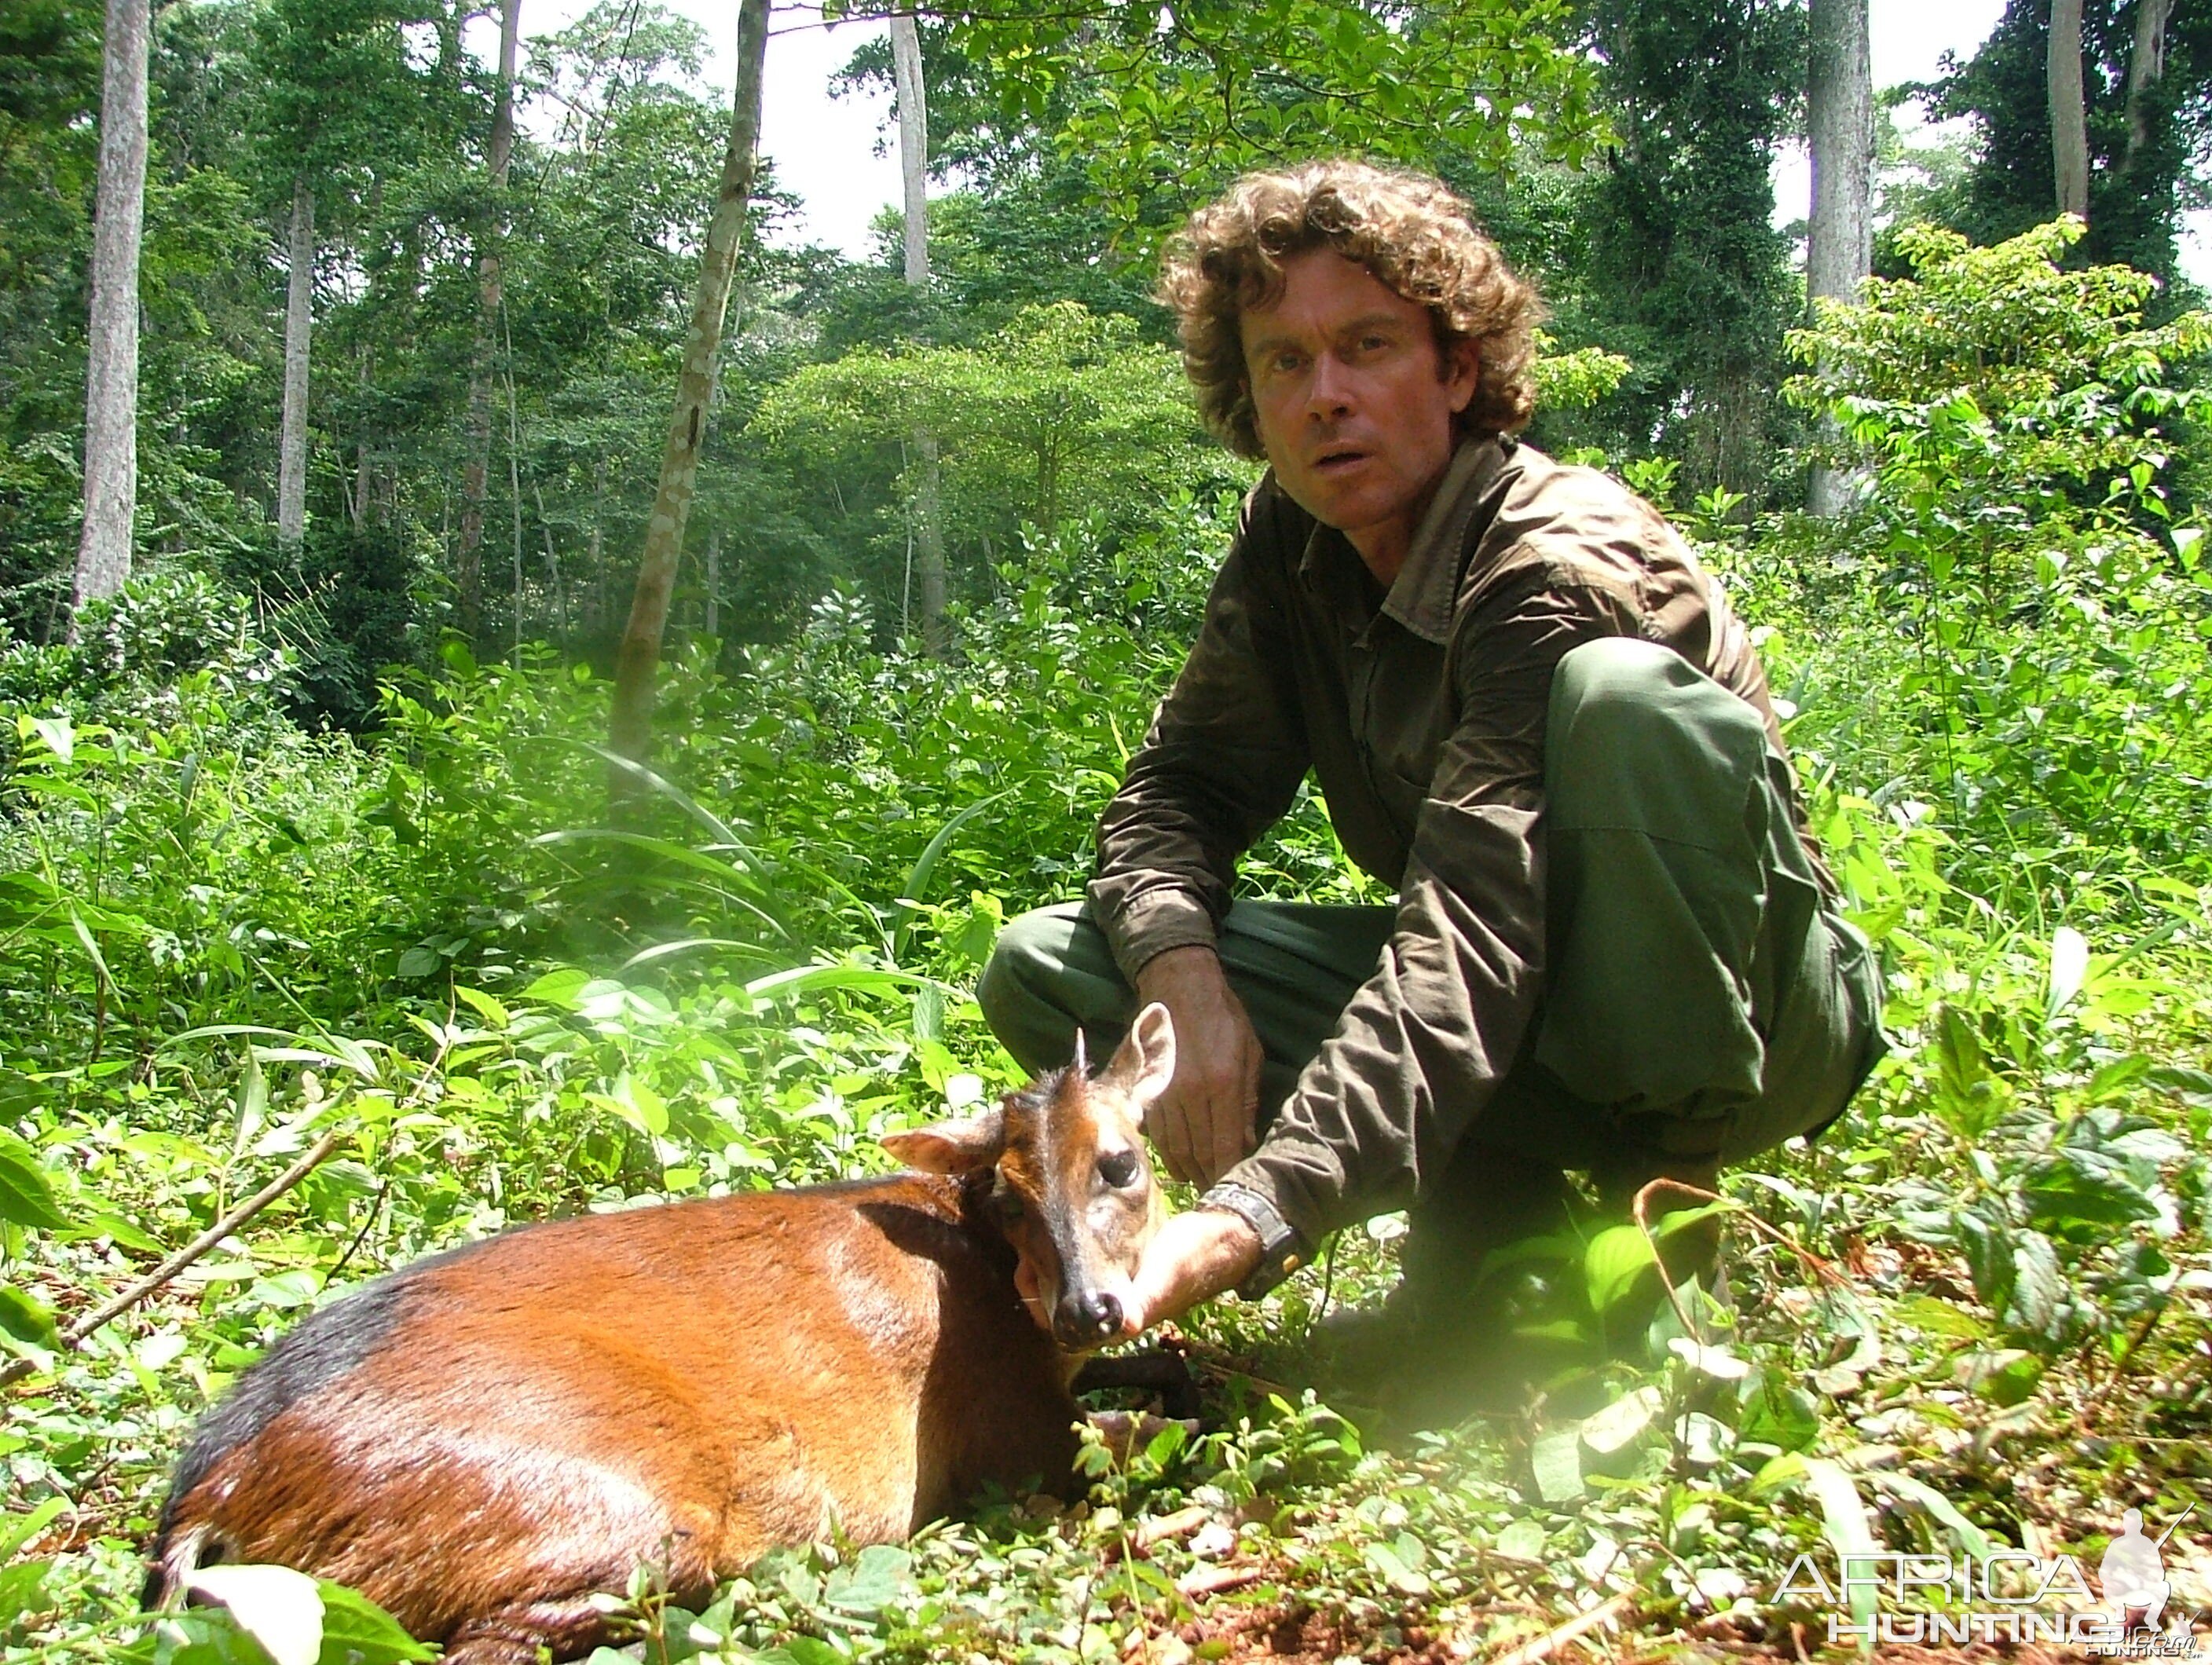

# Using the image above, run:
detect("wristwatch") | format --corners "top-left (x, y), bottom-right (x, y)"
top-left (1201, 1181), bottom-right (1307, 1301)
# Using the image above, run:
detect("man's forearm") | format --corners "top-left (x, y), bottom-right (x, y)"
top-left (1122, 1206), bottom-right (1262, 1336)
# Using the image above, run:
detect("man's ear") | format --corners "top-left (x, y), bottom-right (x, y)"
top-left (1104, 1002), bottom-right (1177, 1113)
top-left (1443, 335), bottom-right (1481, 413)
top-left (881, 1105), bottom-right (1006, 1175)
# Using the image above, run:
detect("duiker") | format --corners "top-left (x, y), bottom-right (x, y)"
top-left (145, 1005), bottom-right (1176, 1663)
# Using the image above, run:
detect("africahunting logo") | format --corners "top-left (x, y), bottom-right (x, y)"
top-left (1771, 1502), bottom-right (2202, 1655)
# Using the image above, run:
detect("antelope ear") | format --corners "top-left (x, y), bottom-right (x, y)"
top-left (881, 1107), bottom-right (1006, 1175)
top-left (1104, 1002), bottom-right (1177, 1111)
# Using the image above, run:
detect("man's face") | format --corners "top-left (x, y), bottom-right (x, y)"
top-left (1239, 249), bottom-right (1479, 576)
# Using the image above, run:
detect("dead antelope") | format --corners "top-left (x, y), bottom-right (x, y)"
top-left (145, 1005), bottom-right (1177, 1663)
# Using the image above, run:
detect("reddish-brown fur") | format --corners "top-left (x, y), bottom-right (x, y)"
top-left (147, 1008), bottom-right (1178, 1664)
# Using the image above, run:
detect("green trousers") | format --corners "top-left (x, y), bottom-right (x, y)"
top-left (979, 639), bottom-right (1886, 1285)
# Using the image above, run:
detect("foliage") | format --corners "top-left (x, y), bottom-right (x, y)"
top-left (1782, 218), bottom-right (2212, 876)
top-left (839, 0), bottom-right (1609, 247)
top-left (751, 303), bottom-right (1243, 634)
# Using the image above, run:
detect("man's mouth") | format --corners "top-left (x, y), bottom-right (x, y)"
top-left (1313, 447), bottom-right (1368, 474)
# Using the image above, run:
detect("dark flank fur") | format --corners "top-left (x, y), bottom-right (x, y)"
top-left (148, 1232), bottom-right (505, 1583)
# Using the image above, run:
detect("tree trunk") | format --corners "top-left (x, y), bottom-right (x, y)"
top-left (891, 13), bottom-right (948, 657)
top-left (2049, 0), bottom-right (2090, 220)
top-left (351, 347), bottom-right (373, 533)
top-left (456, 0), bottom-right (522, 645)
top-left (587, 454), bottom-right (605, 636)
top-left (1806, 0), bottom-right (1872, 517)
top-left (72, 0), bottom-right (151, 626)
top-left (705, 522), bottom-right (720, 641)
top-left (2125, 0), bottom-right (2173, 164)
top-left (606, 0), bottom-right (770, 797)
top-left (276, 175), bottom-right (314, 550)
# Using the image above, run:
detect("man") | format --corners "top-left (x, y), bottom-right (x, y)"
top-left (978, 159), bottom-right (1885, 1338)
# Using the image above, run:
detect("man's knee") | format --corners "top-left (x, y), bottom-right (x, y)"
top-left (1546, 639), bottom-right (1767, 826)
top-left (977, 904), bottom-right (1079, 1037)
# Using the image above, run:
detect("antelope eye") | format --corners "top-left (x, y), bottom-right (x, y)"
top-left (1097, 1148), bottom-right (1141, 1189)
top-left (994, 1188), bottom-right (1026, 1224)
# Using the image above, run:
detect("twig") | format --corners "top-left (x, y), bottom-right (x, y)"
top-left (321, 1174), bottom-right (391, 1289)
top-left (1632, 1177), bottom-right (1848, 1345)
top-left (1175, 1563), bottom-right (1265, 1598)
top-left (1125, 1504), bottom-right (1208, 1553)
top-left (2, 1128), bottom-right (348, 1390)
top-left (1449, 1590), bottom-right (1635, 1665)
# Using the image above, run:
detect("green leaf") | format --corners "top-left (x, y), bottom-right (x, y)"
top-left (1894, 1294), bottom-right (1988, 1342)
top-left (1870, 1472), bottom-right (1993, 1559)
top-left (452, 986), bottom-right (510, 1029)
top-left (2146, 1064), bottom-right (2212, 1108)
top-left (27, 714), bottom-right (72, 763)
top-left (313, 1579), bottom-right (434, 1662)
top-left (2021, 1149), bottom-right (2163, 1232)
top-left (1583, 1224), bottom-right (1657, 1316)
top-left (1529, 1429), bottom-right (1584, 1503)
top-left (0, 1286), bottom-right (60, 1352)
top-left (1495, 1517), bottom-right (1547, 1561)
top-left (0, 1558), bottom-right (50, 1626)
top-left (394, 946), bottom-right (442, 980)
top-left (185, 1564), bottom-right (324, 1665)
top-left (1579, 1385), bottom-right (1662, 1456)
top-left (0, 1133), bottom-right (67, 1231)
top-left (2045, 925), bottom-right (2089, 1017)
top-left (2005, 1229), bottom-right (2065, 1338)
top-left (1799, 1458), bottom-right (1879, 1644)
top-left (1736, 1372), bottom-right (1821, 1452)
top-left (1955, 1347), bottom-right (2045, 1406)
top-left (0, 1497), bottom-right (65, 1563)
top-left (890, 789), bottom-right (1013, 962)
top-left (824, 1543), bottom-right (914, 1616)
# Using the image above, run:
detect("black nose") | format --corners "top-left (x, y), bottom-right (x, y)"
top-left (1056, 1289), bottom-right (1122, 1347)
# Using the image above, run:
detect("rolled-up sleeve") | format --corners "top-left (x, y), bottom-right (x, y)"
top-left (1208, 568), bottom-right (1640, 1253)
top-left (1088, 495), bottom-right (1312, 985)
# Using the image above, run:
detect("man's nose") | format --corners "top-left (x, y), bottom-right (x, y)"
top-left (1305, 351), bottom-right (1353, 418)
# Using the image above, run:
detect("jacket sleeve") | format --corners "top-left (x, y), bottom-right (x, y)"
top-left (1087, 489), bottom-right (1313, 986)
top-left (1203, 565), bottom-right (1640, 1256)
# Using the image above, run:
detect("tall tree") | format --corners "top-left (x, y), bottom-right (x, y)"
top-left (606, 0), bottom-right (771, 793)
top-left (455, 0), bottom-right (521, 646)
top-left (1574, 0), bottom-right (1805, 495)
top-left (1935, 1), bottom-right (2209, 287)
top-left (892, 11), bottom-right (948, 655)
top-left (1806, 0), bottom-right (1872, 515)
top-left (2050, 0), bottom-right (2091, 218)
top-left (2126, 0), bottom-right (2175, 163)
top-left (276, 172), bottom-right (313, 548)
top-left (71, 0), bottom-right (149, 620)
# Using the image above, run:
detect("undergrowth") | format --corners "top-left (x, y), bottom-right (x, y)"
top-left (0, 221), bottom-right (2208, 1663)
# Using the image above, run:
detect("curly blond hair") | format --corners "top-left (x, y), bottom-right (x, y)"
top-left (1158, 160), bottom-right (1544, 459)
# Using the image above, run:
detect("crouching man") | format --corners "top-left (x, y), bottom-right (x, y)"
top-left (979, 160), bottom-right (1885, 1340)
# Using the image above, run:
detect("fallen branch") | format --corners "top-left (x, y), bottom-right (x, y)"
top-left (1176, 1563), bottom-right (1267, 1598)
top-left (1127, 1504), bottom-right (1210, 1553)
top-left (1450, 1590), bottom-right (1635, 1665)
top-left (2, 1128), bottom-right (348, 1390)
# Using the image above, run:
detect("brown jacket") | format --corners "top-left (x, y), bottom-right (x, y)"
top-left (1087, 435), bottom-right (1809, 1250)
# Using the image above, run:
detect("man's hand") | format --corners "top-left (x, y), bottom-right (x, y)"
top-left (1133, 945), bottom-right (1264, 1186)
top-left (1116, 1206), bottom-right (1264, 1338)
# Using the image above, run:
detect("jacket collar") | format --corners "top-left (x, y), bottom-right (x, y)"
top-left (1382, 434), bottom-right (1513, 645)
top-left (1292, 434), bottom-right (1513, 646)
